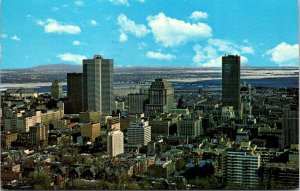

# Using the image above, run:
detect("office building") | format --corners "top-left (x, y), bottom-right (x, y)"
top-left (67, 73), bottom-right (83, 114)
top-left (107, 130), bottom-right (124, 157)
top-left (282, 105), bottom-right (299, 148)
top-left (83, 55), bottom-right (114, 115)
top-left (81, 122), bottom-right (100, 142)
top-left (128, 93), bottom-right (149, 114)
top-left (259, 161), bottom-right (299, 189)
top-left (178, 117), bottom-right (202, 139)
top-left (79, 111), bottom-right (101, 123)
top-left (226, 151), bottom-right (261, 188)
top-left (222, 55), bottom-right (241, 112)
top-left (221, 106), bottom-right (235, 124)
top-left (115, 101), bottom-right (125, 112)
top-left (29, 123), bottom-right (49, 146)
top-left (51, 80), bottom-right (62, 100)
top-left (146, 78), bottom-right (174, 116)
top-left (128, 119), bottom-right (151, 146)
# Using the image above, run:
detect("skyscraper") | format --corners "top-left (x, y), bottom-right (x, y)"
top-left (282, 105), bottom-right (299, 148)
top-left (107, 130), bottom-right (124, 157)
top-left (146, 78), bottom-right (174, 116)
top-left (66, 73), bottom-right (83, 114)
top-left (50, 80), bottom-right (62, 100)
top-left (83, 55), bottom-right (114, 115)
top-left (128, 93), bottom-right (149, 114)
top-left (128, 119), bottom-right (151, 146)
top-left (222, 55), bottom-right (241, 111)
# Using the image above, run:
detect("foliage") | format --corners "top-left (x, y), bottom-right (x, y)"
top-left (189, 176), bottom-right (225, 190)
top-left (32, 171), bottom-right (51, 190)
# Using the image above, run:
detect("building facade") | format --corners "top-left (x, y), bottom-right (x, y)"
top-left (66, 73), bottom-right (83, 114)
top-left (178, 118), bottom-right (202, 139)
top-left (128, 93), bottom-right (149, 114)
top-left (146, 78), bottom-right (174, 116)
top-left (128, 120), bottom-right (151, 146)
top-left (83, 55), bottom-right (114, 115)
top-left (226, 151), bottom-right (261, 188)
top-left (107, 130), bottom-right (124, 157)
top-left (51, 80), bottom-right (62, 100)
top-left (81, 122), bottom-right (100, 142)
top-left (29, 123), bottom-right (49, 146)
top-left (222, 55), bottom-right (241, 112)
top-left (282, 106), bottom-right (299, 148)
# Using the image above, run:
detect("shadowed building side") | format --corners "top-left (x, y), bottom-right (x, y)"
top-left (222, 55), bottom-right (241, 115)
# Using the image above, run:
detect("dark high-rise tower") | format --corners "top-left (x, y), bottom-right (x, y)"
top-left (146, 78), bottom-right (174, 116)
top-left (66, 73), bottom-right (83, 114)
top-left (222, 55), bottom-right (241, 111)
top-left (83, 55), bottom-right (114, 115)
top-left (282, 105), bottom-right (299, 148)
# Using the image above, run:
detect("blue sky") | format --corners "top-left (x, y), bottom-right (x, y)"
top-left (1, 0), bottom-right (299, 69)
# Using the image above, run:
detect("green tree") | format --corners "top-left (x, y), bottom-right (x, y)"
top-left (33, 171), bottom-right (51, 190)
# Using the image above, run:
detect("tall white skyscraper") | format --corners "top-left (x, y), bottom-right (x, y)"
top-left (128, 119), bottom-right (151, 146)
top-left (83, 55), bottom-right (113, 115)
top-left (107, 130), bottom-right (124, 157)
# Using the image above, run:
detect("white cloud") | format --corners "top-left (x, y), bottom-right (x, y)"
top-left (38, 18), bottom-right (81, 34)
top-left (119, 30), bottom-right (128, 42)
top-left (11, 35), bottom-right (21, 41)
top-left (57, 53), bottom-right (87, 64)
top-left (201, 56), bottom-right (222, 67)
top-left (241, 46), bottom-right (254, 54)
top-left (240, 56), bottom-right (248, 64)
top-left (37, 20), bottom-right (44, 26)
top-left (72, 40), bottom-right (81, 46)
top-left (208, 38), bottom-right (254, 55)
top-left (137, 0), bottom-right (145, 3)
top-left (90, 19), bottom-right (97, 26)
top-left (193, 38), bottom-right (253, 67)
top-left (117, 13), bottom-right (150, 41)
top-left (147, 13), bottom-right (212, 47)
top-left (190, 11), bottom-right (208, 20)
top-left (75, 0), bottom-right (84, 6)
top-left (266, 42), bottom-right (299, 66)
top-left (109, 0), bottom-right (129, 6)
top-left (146, 51), bottom-right (176, 60)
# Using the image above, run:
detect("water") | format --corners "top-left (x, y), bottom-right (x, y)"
top-left (35, 77), bottom-right (298, 93)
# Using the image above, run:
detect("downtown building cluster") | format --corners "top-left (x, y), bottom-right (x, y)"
top-left (1, 55), bottom-right (299, 190)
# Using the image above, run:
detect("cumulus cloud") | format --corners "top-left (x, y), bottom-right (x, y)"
top-left (146, 51), bottom-right (176, 60)
top-left (57, 53), bottom-right (87, 64)
top-left (90, 19), bottom-right (97, 26)
top-left (266, 42), bottom-right (299, 66)
top-left (117, 13), bottom-right (150, 42)
top-left (37, 19), bottom-right (81, 34)
top-left (119, 31), bottom-right (128, 42)
top-left (11, 35), bottom-right (21, 41)
top-left (147, 13), bottom-right (212, 47)
top-left (72, 40), bottom-right (81, 46)
top-left (190, 11), bottom-right (208, 20)
top-left (193, 38), bottom-right (253, 67)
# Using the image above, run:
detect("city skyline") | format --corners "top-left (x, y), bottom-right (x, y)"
top-left (2, 0), bottom-right (299, 69)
